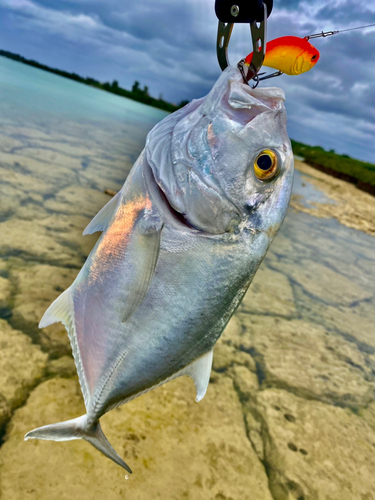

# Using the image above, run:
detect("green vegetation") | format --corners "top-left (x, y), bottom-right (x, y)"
top-left (0, 49), bottom-right (185, 113)
top-left (292, 140), bottom-right (375, 196)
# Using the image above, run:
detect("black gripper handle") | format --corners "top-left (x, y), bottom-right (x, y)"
top-left (215, 0), bottom-right (273, 23)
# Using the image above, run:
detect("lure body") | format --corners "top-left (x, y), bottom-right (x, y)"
top-left (245, 35), bottom-right (320, 75)
top-left (25, 66), bottom-right (294, 473)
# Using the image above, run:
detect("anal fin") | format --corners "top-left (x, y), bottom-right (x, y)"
top-left (83, 191), bottom-right (120, 236)
top-left (39, 288), bottom-right (90, 410)
top-left (181, 350), bottom-right (213, 402)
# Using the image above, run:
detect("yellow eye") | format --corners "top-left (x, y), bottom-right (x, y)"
top-left (254, 150), bottom-right (278, 180)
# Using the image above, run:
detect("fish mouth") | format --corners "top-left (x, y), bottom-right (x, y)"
top-left (225, 71), bottom-right (287, 126)
top-left (197, 65), bottom-right (287, 129)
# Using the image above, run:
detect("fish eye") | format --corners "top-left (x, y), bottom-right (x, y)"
top-left (311, 55), bottom-right (317, 61)
top-left (254, 150), bottom-right (278, 180)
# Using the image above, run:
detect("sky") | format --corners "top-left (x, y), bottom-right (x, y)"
top-left (0, 0), bottom-right (374, 162)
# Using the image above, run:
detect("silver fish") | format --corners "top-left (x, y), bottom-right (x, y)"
top-left (25, 66), bottom-right (294, 473)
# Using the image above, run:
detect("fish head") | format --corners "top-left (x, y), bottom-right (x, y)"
top-left (293, 41), bottom-right (320, 74)
top-left (146, 66), bottom-right (294, 237)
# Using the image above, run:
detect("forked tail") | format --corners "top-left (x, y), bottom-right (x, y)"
top-left (24, 414), bottom-right (132, 473)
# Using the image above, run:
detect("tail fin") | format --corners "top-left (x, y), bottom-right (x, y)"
top-left (25, 415), bottom-right (132, 473)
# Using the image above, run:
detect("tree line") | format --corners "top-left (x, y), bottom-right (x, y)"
top-left (0, 49), bottom-right (189, 113)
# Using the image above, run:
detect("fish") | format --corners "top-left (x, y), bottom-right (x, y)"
top-left (245, 36), bottom-right (320, 75)
top-left (24, 65), bottom-right (294, 473)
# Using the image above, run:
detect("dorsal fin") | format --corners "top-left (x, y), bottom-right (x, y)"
top-left (39, 288), bottom-right (72, 328)
top-left (181, 350), bottom-right (213, 402)
top-left (83, 191), bottom-right (120, 236)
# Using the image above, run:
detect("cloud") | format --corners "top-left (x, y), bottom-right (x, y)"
top-left (0, 0), bottom-right (374, 161)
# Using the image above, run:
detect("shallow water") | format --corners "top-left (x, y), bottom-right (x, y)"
top-left (1, 56), bottom-right (375, 499)
top-left (292, 169), bottom-right (336, 208)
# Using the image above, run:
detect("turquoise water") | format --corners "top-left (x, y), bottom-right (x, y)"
top-left (0, 56), bottom-right (168, 205)
top-left (0, 56), bottom-right (167, 125)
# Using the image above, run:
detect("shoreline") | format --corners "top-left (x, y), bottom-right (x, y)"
top-left (1, 48), bottom-right (374, 197)
top-left (302, 159), bottom-right (375, 198)
top-left (292, 160), bottom-right (375, 237)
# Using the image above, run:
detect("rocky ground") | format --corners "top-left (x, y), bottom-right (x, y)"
top-left (0, 119), bottom-right (375, 499)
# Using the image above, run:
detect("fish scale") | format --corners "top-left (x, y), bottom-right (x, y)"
top-left (25, 65), bottom-right (294, 473)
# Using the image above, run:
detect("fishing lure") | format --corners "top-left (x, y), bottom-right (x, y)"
top-left (245, 36), bottom-right (320, 76)
top-left (243, 23), bottom-right (375, 85)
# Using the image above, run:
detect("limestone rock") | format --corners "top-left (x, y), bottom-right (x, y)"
top-left (31, 140), bottom-right (97, 159)
top-left (12, 264), bottom-right (78, 354)
top-left (0, 376), bottom-right (273, 500)
top-left (0, 181), bottom-right (26, 216)
top-left (44, 185), bottom-right (110, 218)
top-left (11, 147), bottom-right (83, 171)
top-left (255, 388), bottom-right (375, 500)
top-left (0, 275), bottom-right (10, 307)
top-left (17, 203), bottom-right (49, 220)
top-left (0, 151), bottom-right (75, 186)
top-left (270, 258), bottom-right (371, 307)
top-left (232, 365), bottom-right (259, 399)
top-left (0, 218), bottom-right (83, 268)
top-left (229, 315), bottom-right (375, 408)
top-left (359, 402), bottom-right (375, 432)
top-left (213, 340), bottom-right (256, 373)
top-left (317, 302), bottom-right (375, 352)
top-left (0, 165), bottom-right (52, 196)
top-left (37, 213), bottom-right (100, 259)
top-left (0, 319), bottom-right (47, 428)
top-left (0, 133), bottom-right (24, 152)
top-left (47, 356), bottom-right (76, 378)
top-left (239, 265), bottom-right (297, 317)
top-left (0, 260), bottom-right (8, 273)
top-left (245, 412), bottom-right (264, 461)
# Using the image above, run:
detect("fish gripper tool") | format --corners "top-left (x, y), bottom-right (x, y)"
top-left (215, 0), bottom-right (273, 82)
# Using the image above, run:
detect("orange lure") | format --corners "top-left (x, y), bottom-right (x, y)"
top-left (245, 36), bottom-right (320, 75)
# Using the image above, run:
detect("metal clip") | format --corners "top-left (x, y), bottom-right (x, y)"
top-left (305, 30), bottom-right (338, 40)
top-left (216, 3), bottom-right (267, 83)
top-left (217, 22), bottom-right (234, 71)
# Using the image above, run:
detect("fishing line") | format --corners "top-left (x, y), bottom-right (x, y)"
top-left (249, 22), bottom-right (375, 86)
top-left (306, 22), bottom-right (375, 39)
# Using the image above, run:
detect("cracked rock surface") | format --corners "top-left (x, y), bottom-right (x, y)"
top-left (0, 69), bottom-right (375, 499)
top-left (253, 389), bottom-right (375, 500)
top-left (0, 319), bottom-right (47, 432)
top-left (1, 376), bottom-right (273, 500)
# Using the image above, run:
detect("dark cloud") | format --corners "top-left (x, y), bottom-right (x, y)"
top-left (276, 0), bottom-right (305, 11)
top-left (0, 0), bottom-right (374, 161)
top-left (315, 0), bottom-right (375, 25)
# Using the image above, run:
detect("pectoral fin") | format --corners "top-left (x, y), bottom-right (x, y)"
top-left (122, 218), bottom-right (163, 323)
